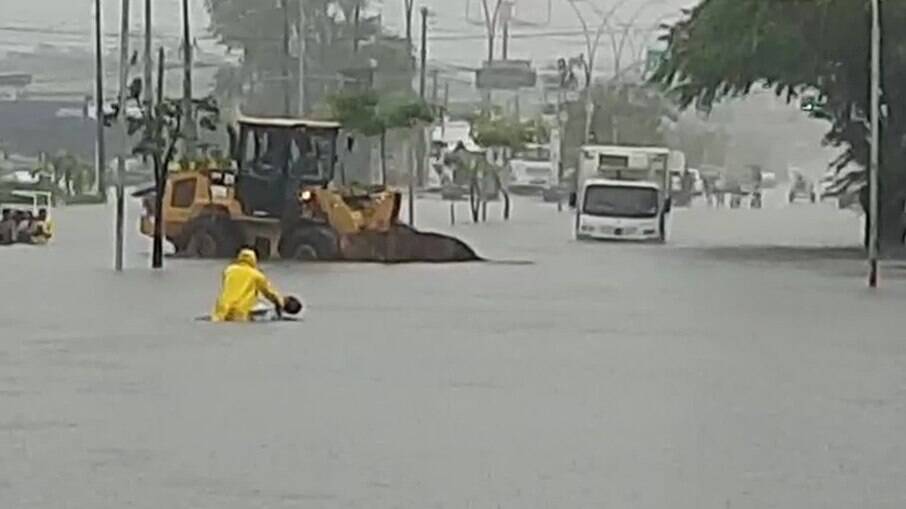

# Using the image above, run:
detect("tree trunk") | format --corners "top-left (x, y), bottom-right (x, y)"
top-left (860, 183), bottom-right (905, 256)
top-left (151, 154), bottom-right (165, 269)
top-left (380, 131), bottom-right (387, 185)
top-left (469, 172), bottom-right (481, 222)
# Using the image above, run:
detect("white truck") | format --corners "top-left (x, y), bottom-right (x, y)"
top-left (506, 143), bottom-right (556, 194)
top-left (574, 145), bottom-right (676, 242)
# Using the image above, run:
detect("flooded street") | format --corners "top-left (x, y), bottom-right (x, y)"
top-left (3, 194), bottom-right (906, 508)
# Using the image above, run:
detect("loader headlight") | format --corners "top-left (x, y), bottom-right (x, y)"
top-left (301, 190), bottom-right (313, 201)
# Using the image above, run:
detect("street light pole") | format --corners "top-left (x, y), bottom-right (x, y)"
top-left (298, 0), bottom-right (307, 115)
top-left (144, 0), bottom-right (153, 113)
top-left (567, 0), bottom-right (629, 144)
top-left (181, 0), bottom-right (196, 159)
top-left (281, 0), bottom-right (292, 116)
top-left (868, 0), bottom-right (881, 288)
top-left (410, 6), bottom-right (429, 227)
top-left (419, 7), bottom-right (428, 99)
top-left (114, 0), bottom-right (130, 271)
top-left (93, 0), bottom-right (107, 200)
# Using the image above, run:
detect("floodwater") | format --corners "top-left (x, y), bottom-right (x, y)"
top-left (3, 194), bottom-right (906, 508)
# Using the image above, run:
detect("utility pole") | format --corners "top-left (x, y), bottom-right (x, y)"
top-left (353, 4), bottom-right (361, 54)
top-left (442, 81), bottom-right (449, 137)
top-left (410, 6), bottom-right (429, 227)
top-left (114, 0), bottom-right (130, 272)
top-left (93, 0), bottom-right (106, 200)
top-left (181, 0), bottom-right (196, 159)
top-left (297, 0), bottom-right (306, 115)
top-left (868, 0), bottom-right (881, 288)
top-left (281, 0), bottom-right (292, 116)
top-left (501, 1), bottom-right (511, 60)
top-left (405, 0), bottom-right (415, 46)
top-left (419, 7), bottom-right (428, 98)
top-left (144, 0), bottom-right (152, 114)
top-left (431, 69), bottom-right (439, 104)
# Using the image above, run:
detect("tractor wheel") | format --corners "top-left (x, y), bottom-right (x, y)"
top-left (278, 226), bottom-right (339, 261)
top-left (180, 217), bottom-right (240, 258)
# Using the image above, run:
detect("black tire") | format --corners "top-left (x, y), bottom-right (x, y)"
top-left (788, 192), bottom-right (795, 203)
top-left (180, 217), bottom-right (240, 258)
top-left (278, 226), bottom-right (339, 261)
top-left (658, 213), bottom-right (668, 243)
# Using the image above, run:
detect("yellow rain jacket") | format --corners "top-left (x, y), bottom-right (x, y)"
top-left (212, 249), bottom-right (284, 322)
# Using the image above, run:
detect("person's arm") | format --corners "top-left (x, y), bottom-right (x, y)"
top-left (256, 272), bottom-right (284, 310)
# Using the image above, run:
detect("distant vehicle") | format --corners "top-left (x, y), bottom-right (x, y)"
top-left (507, 143), bottom-right (555, 194)
top-left (788, 172), bottom-right (817, 203)
top-left (431, 120), bottom-right (479, 195)
top-left (427, 140), bottom-right (446, 192)
top-left (687, 168), bottom-right (705, 195)
top-left (0, 190), bottom-right (54, 245)
top-left (0, 170), bottom-right (39, 185)
top-left (574, 145), bottom-right (672, 242)
top-left (670, 167), bottom-right (702, 207)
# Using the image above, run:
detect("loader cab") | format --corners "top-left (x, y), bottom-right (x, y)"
top-left (234, 116), bottom-right (340, 217)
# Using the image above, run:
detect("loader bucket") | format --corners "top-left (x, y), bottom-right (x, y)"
top-left (338, 224), bottom-right (481, 263)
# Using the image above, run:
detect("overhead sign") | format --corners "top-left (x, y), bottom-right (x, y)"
top-left (476, 60), bottom-right (537, 90)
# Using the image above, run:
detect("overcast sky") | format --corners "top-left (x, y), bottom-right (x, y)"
top-left (0, 0), bottom-right (694, 70)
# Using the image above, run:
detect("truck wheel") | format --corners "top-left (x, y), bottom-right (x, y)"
top-left (279, 227), bottom-right (339, 261)
top-left (181, 218), bottom-right (239, 258)
top-left (658, 214), bottom-right (668, 243)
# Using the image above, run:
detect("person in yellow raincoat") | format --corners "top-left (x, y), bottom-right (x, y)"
top-left (212, 248), bottom-right (284, 322)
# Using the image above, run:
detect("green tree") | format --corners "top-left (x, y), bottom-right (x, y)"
top-left (652, 0), bottom-right (906, 249)
top-left (470, 116), bottom-right (533, 151)
top-left (206, 0), bottom-right (413, 115)
top-left (114, 48), bottom-right (222, 269)
top-left (562, 83), bottom-right (673, 153)
top-left (328, 90), bottom-right (433, 184)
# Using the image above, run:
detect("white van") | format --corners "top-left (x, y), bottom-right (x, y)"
top-left (507, 144), bottom-right (555, 194)
top-left (576, 178), bottom-right (671, 241)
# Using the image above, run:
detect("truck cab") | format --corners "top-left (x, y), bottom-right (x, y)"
top-left (575, 145), bottom-right (673, 242)
top-left (577, 179), bottom-right (670, 241)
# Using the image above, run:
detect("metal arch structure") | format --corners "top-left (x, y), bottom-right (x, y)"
top-left (607, 0), bottom-right (667, 79)
top-left (465, 0), bottom-right (552, 62)
top-left (566, 0), bottom-right (631, 88)
top-left (465, 0), bottom-right (552, 27)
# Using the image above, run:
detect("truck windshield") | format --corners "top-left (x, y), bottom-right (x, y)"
top-left (583, 186), bottom-right (659, 218)
top-left (513, 147), bottom-right (551, 162)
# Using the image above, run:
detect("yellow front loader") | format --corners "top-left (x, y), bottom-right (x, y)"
top-left (137, 115), bottom-right (478, 262)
